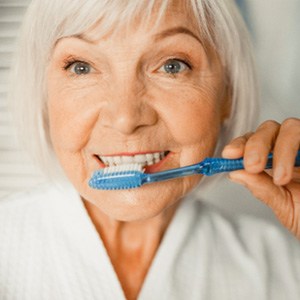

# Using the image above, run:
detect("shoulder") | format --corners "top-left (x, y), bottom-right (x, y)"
top-left (0, 183), bottom-right (57, 207)
top-left (188, 197), bottom-right (300, 257)
top-left (0, 181), bottom-right (76, 208)
top-left (0, 181), bottom-right (82, 256)
top-left (0, 181), bottom-right (79, 229)
top-left (0, 183), bottom-right (54, 216)
top-left (173, 197), bottom-right (300, 298)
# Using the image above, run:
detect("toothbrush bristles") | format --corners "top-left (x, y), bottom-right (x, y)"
top-left (89, 163), bottom-right (145, 190)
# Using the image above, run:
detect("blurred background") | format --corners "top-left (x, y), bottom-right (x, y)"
top-left (0, 0), bottom-right (299, 224)
top-left (204, 0), bottom-right (300, 222)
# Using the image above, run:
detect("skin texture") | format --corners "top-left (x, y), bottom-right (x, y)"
top-left (46, 2), bottom-right (300, 300)
top-left (46, 4), bottom-right (228, 299)
top-left (223, 118), bottom-right (300, 239)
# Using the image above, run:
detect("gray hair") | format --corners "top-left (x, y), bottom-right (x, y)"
top-left (10, 0), bottom-right (259, 182)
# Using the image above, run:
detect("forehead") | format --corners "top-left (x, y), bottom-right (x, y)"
top-left (77, 0), bottom-right (201, 44)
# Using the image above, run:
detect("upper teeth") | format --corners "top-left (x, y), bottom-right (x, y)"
top-left (98, 151), bottom-right (167, 167)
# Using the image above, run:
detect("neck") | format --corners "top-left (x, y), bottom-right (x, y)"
top-left (83, 198), bottom-right (179, 254)
top-left (83, 199), bottom-right (180, 300)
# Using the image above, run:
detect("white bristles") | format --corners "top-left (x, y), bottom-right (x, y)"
top-left (102, 163), bottom-right (144, 174)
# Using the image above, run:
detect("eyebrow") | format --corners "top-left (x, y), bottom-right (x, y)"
top-left (153, 26), bottom-right (202, 45)
top-left (72, 33), bottom-right (95, 44)
top-left (71, 26), bottom-right (202, 46)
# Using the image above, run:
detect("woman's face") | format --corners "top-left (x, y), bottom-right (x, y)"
top-left (46, 4), bottom-right (229, 221)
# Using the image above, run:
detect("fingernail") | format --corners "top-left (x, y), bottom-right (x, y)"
top-left (246, 153), bottom-right (260, 165)
top-left (273, 166), bottom-right (286, 184)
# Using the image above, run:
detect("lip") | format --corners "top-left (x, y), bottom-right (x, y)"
top-left (97, 150), bottom-right (166, 157)
top-left (93, 151), bottom-right (172, 173)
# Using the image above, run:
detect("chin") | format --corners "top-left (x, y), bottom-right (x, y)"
top-left (80, 177), bottom-right (195, 222)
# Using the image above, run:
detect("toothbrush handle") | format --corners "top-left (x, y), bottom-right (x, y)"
top-left (202, 150), bottom-right (300, 176)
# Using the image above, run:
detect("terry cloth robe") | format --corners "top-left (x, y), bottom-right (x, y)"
top-left (0, 182), bottom-right (300, 300)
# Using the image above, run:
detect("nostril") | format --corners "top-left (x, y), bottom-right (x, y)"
top-left (98, 99), bottom-right (158, 135)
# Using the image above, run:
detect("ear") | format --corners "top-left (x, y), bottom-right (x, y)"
top-left (220, 83), bottom-right (232, 123)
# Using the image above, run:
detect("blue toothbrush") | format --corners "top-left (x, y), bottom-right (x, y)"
top-left (89, 150), bottom-right (300, 190)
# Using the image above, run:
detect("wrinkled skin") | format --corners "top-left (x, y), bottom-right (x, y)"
top-left (223, 118), bottom-right (300, 239)
top-left (46, 1), bottom-right (300, 299)
top-left (46, 8), bottom-right (229, 222)
top-left (46, 4), bottom-right (230, 298)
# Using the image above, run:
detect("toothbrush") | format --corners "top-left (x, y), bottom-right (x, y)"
top-left (89, 150), bottom-right (300, 190)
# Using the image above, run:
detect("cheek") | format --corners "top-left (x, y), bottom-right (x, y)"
top-left (155, 87), bottom-right (222, 147)
top-left (169, 101), bottom-right (220, 144)
top-left (47, 82), bottom-right (102, 152)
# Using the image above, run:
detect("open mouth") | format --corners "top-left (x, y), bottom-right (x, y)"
top-left (95, 151), bottom-right (170, 169)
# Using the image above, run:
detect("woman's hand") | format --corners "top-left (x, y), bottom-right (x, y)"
top-left (222, 118), bottom-right (300, 239)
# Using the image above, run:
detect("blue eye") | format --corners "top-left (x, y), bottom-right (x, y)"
top-left (70, 62), bottom-right (91, 75)
top-left (161, 59), bottom-right (189, 74)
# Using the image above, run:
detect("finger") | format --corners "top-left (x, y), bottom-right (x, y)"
top-left (272, 118), bottom-right (300, 186)
top-left (222, 132), bottom-right (253, 158)
top-left (267, 168), bottom-right (300, 183)
top-left (243, 120), bottom-right (280, 174)
top-left (292, 168), bottom-right (300, 183)
top-left (228, 170), bottom-right (295, 230)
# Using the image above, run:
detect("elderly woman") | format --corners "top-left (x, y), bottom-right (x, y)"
top-left (1, 0), bottom-right (300, 299)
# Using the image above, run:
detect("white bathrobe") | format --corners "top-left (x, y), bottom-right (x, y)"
top-left (0, 182), bottom-right (299, 300)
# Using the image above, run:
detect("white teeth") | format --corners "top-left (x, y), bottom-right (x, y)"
top-left (122, 156), bottom-right (134, 164)
top-left (146, 154), bottom-right (153, 166)
top-left (135, 154), bottom-right (146, 164)
top-left (98, 151), bottom-right (168, 167)
top-left (114, 156), bottom-right (122, 165)
top-left (154, 153), bottom-right (160, 163)
top-left (101, 157), bottom-right (109, 165)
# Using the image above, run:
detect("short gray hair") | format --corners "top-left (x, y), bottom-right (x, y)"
top-left (10, 0), bottom-right (259, 180)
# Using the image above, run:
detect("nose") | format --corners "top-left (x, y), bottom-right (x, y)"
top-left (99, 81), bottom-right (158, 135)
